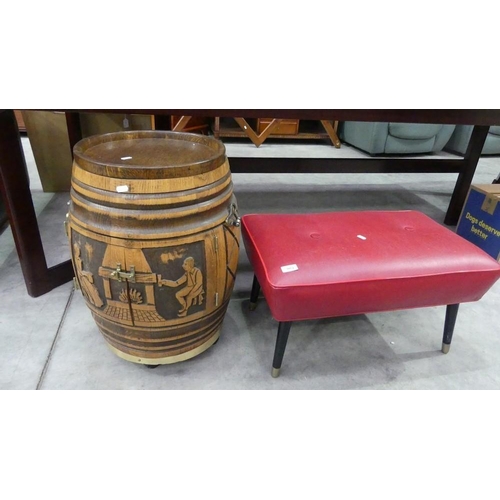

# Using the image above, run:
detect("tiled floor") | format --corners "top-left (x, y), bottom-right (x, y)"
top-left (1, 136), bottom-right (500, 389)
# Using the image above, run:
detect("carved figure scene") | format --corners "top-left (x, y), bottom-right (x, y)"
top-left (159, 256), bottom-right (204, 317)
top-left (119, 288), bottom-right (143, 304)
top-left (73, 242), bottom-right (104, 308)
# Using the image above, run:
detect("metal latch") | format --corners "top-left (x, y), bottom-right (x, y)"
top-left (64, 202), bottom-right (71, 238)
top-left (64, 213), bottom-right (70, 237)
top-left (225, 203), bottom-right (241, 227)
top-left (111, 263), bottom-right (136, 282)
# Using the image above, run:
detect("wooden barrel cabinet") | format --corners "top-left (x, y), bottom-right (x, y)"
top-left (66, 131), bottom-right (241, 365)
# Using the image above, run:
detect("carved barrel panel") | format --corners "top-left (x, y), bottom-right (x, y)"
top-left (67, 131), bottom-right (240, 365)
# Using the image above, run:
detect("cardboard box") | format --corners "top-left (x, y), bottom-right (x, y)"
top-left (456, 184), bottom-right (500, 261)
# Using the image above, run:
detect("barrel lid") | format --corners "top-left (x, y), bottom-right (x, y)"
top-left (73, 130), bottom-right (226, 179)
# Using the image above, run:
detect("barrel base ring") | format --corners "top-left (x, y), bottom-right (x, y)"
top-left (106, 328), bottom-right (221, 365)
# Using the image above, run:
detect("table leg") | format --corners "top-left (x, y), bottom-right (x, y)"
top-left (0, 110), bottom-right (74, 297)
top-left (0, 189), bottom-right (7, 231)
top-left (444, 125), bottom-right (489, 226)
top-left (171, 116), bottom-right (193, 131)
top-left (234, 117), bottom-right (281, 147)
top-left (320, 120), bottom-right (341, 148)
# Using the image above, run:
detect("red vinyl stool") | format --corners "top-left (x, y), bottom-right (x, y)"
top-left (241, 211), bottom-right (500, 377)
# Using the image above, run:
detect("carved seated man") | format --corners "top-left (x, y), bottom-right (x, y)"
top-left (159, 257), bottom-right (204, 317)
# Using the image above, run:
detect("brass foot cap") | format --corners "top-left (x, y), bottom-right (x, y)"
top-left (249, 302), bottom-right (257, 311)
top-left (442, 343), bottom-right (451, 354)
top-left (272, 367), bottom-right (281, 378)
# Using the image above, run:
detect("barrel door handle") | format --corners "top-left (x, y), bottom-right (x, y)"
top-left (225, 203), bottom-right (241, 227)
top-left (110, 263), bottom-right (136, 282)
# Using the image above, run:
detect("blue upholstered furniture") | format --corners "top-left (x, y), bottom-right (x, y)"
top-left (445, 126), bottom-right (500, 155)
top-left (340, 122), bottom-right (456, 155)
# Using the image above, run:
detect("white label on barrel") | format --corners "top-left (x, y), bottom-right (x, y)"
top-left (281, 264), bottom-right (298, 273)
top-left (116, 185), bottom-right (130, 193)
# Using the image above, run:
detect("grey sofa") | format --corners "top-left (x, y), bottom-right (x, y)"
top-left (445, 125), bottom-right (500, 155)
top-left (340, 121), bottom-right (456, 155)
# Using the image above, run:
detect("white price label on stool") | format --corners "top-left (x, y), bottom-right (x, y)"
top-left (281, 264), bottom-right (299, 273)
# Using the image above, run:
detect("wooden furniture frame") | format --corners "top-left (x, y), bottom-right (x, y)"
top-left (1, 109), bottom-right (499, 297)
top-left (213, 117), bottom-right (341, 147)
top-left (169, 115), bottom-right (210, 134)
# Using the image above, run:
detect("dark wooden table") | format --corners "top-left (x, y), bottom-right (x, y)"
top-left (1, 109), bottom-right (499, 297)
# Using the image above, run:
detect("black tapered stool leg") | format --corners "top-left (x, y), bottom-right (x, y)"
top-left (249, 275), bottom-right (261, 311)
top-left (442, 304), bottom-right (460, 353)
top-left (272, 321), bottom-right (292, 378)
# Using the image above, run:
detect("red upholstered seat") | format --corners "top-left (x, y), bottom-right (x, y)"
top-left (241, 211), bottom-right (500, 322)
